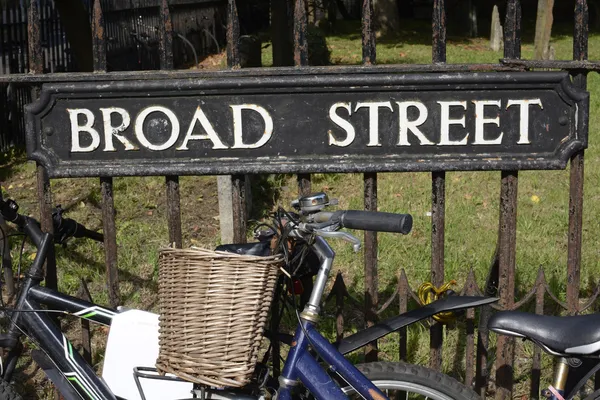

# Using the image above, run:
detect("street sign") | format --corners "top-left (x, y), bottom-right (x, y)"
top-left (26, 69), bottom-right (588, 178)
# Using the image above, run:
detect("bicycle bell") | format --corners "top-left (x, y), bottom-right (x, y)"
top-left (292, 192), bottom-right (338, 214)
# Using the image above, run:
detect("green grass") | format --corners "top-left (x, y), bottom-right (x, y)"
top-left (2, 18), bottom-right (600, 398)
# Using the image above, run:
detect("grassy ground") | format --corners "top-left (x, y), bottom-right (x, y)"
top-left (2, 18), bottom-right (600, 398)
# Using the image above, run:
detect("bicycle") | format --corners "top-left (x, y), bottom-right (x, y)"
top-left (490, 304), bottom-right (600, 399)
top-left (0, 191), bottom-right (497, 400)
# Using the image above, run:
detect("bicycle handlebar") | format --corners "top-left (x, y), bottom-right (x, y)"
top-left (53, 206), bottom-right (104, 244)
top-left (309, 210), bottom-right (413, 235)
top-left (0, 199), bottom-right (104, 247)
top-left (337, 210), bottom-right (413, 234)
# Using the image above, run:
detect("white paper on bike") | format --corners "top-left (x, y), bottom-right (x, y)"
top-left (102, 309), bottom-right (193, 400)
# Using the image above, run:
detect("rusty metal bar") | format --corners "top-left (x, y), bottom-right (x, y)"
top-left (93, 0), bottom-right (119, 308)
top-left (360, 0), bottom-right (378, 363)
top-left (567, 0), bottom-right (588, 315)
top-left (0, 63), bottom-right (532, 84)
top-left (500, 59), bottom-right (600, 71)
top-left (101, 178), bottom-right (119, 308)
top-left (231, 175), bottom-right (247, 243)
top-left (495, 171), bottom-right (518, 400)
top-left (226, 0), bottom-right (247, 243)
top-left (504, 0), bottom-right (522, 60)
top-left (463, 269), bottom-right (478, 387)
top-left (159, 0), bottom-right (183, 249)
top-left (476, 241), bottom-right (499, 396)
top-left (430, 0), bottom-right (447, 373)
top-left (432, 0), bottom-right (446, 63)
top-left (226, 0), bottom-right (240, 68)
top-left (29, 0), bottom-right (57, 290)
top-left (36, 166), bottom-right (56, 289)
top-left (294, 0), bottom-right (311, 196)
top-left (363, 172), bottom-right (378, 362)
top-left (78, 279), bottom-right (94, 364)
top-left (93, 0), bottom-right (106, 73)
top-left (494, 1), bottom-right (521, 398)
top-left (398, 270), bottom-right (409, 362)
top-left (293, 0), bottom-right (308, 66)
top-left (361, 0), bottom-right (375, 65)
top-left (531, 268), bottom-right (546, 400)
top-left (331, 272), bottom-right (347, 343)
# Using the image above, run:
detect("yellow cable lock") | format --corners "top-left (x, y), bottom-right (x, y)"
top-left (417, 280), bottom-right (458, 324)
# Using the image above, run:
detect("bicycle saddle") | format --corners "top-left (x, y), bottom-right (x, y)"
top-left (489, 311), bottom-right (600, 356)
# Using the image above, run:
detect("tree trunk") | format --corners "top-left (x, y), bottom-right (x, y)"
top-left (374, 0), bottom-right (400, 37)
top-left (53, 0), bottom-right (94, 71)
top-left (534, 0), bottom-right (554, 60)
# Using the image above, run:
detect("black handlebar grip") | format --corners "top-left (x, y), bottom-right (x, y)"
top-left (74, 224), bottom-right (104, 243)
top-left (339, 211), bottom-right (413, 234)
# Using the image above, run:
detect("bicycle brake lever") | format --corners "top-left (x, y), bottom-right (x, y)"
top-left (314, 229), bottom-right (361, 253)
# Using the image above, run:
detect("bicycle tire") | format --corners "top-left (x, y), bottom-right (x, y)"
top-left (342, 362), bottom-right (480, 400)
top-left (0, 380), bottom-right (23, 400)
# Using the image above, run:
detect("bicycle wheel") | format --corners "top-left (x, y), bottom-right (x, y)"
top-left (342, 362), bottom-right (480, 400)
top-left (0, 380), bottom-right (22, 400)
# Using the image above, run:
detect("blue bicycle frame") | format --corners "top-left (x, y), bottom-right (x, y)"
top-left (277, 321), bottom-right (386, 400)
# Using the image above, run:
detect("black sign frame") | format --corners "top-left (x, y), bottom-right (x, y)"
top-left (26, 69), bottom-right (588, 178)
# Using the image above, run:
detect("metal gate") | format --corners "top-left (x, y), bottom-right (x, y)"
top-left (1, 0), bottom-right (597, 399)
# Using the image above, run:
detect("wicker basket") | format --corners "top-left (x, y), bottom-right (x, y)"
top-left (156, 247), bottom-right (282, 388)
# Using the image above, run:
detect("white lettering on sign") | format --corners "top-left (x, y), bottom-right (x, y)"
top-left (506, 99), bottom-right (544, 144)
top-left (397, 101), bottom-right (433, 146)
top-left (68, 109), bottom-right (101, 153)
top-left (230, 104), bottom-right (274, 149)
top-left (135, 106), bottom-right (180, 151)
top-left (355, 101), bottom-right (393, 147)
top-left (101, 107), bottom-right (137, 151)
top-left (438, 101), bottom-right (469, 146)
top-left (472, 100), bottom-right (503, 145)
top-left (66, 97), bottom-right (549, 154)
top-left (177, 106), bottom-right (228, 150)
top-left (328, 102), bottom-right (355, 147)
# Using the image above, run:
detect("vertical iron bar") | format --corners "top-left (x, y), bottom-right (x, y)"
top-left (293, 0), bottom-right (308, 66)
top-left (363, 173), bottom-right (378, 362)
top-left (166, 177), bottom-right (182, 248)
top-left (226, 0), bottom-right (246, 243)
top-left (49, 2), bottom-right (56, 72)
top-left (93, 0), bottom-right (106, 71)
top-left (398, 270), bottom-right (409, 362)
top-left (464, 269), bottom-right (477, 387)
top-left (361, 0), bottom-right (375, 65)
top-left (531, 269), bottom-right (546, 400)
top-left (494, 2), bottom-right (521, 398)
top-left (78, 280), bottom-right (94, 364)
top-left (567, 0), bottom-right (588, 315)
top-left (360, 0), bottom-right (378, 363)
top-left (0, 8), bottom-right (5, 73)
top-left (231, 175), bottom-right (247, 243)
top-left (18, 4), bottom-right (26, 72)
top-left (475, 246), bottom-right (498, 396)
top-left (94, 0), bottom-right (119, 308)
top-left (159, 0), bottom-right (182, 249)
top-left (29, 0), bottom-right (56, 291)
top-left (495, 171), bottom-right (518, 400)
top-left (294, 0), bottom-right (311, 196)
top-left (430, 0), bottom-right (446, 373)
top-left (101, 178), bottom-right (119, 308)
top-left (41, 2), bottom-right (48, 71)
top-left (9, 5), bottom-right (15, 72)
top-left (226, 0), bottom-right (240, 68)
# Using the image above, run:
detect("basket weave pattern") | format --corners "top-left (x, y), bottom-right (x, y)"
top-left (156, 247), bottom-right (281, 388)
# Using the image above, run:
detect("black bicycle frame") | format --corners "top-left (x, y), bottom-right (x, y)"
top-left (3, 271), bottom-right (118, 400)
